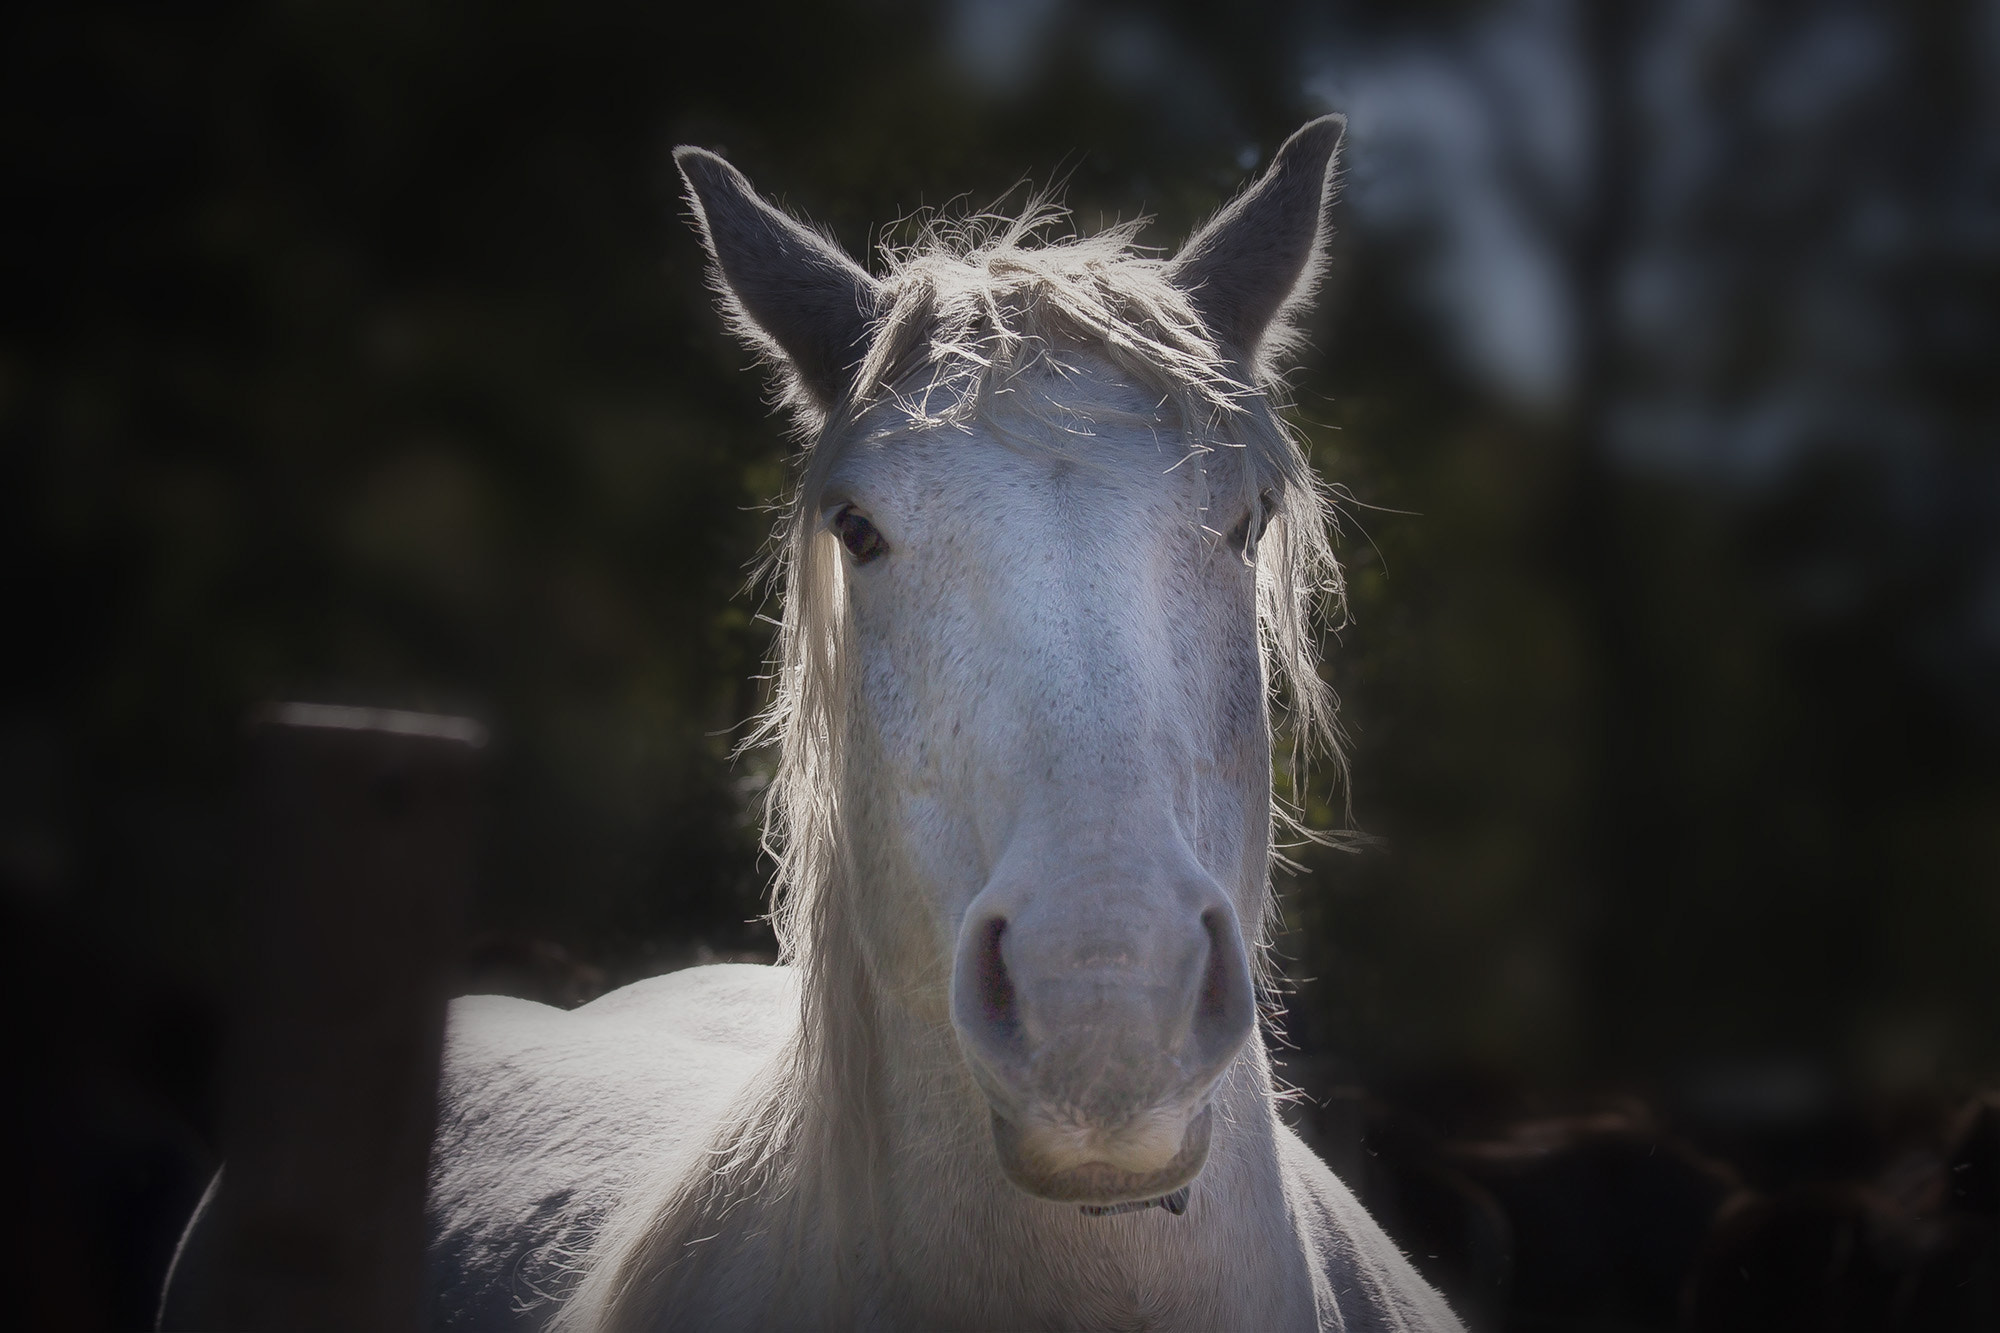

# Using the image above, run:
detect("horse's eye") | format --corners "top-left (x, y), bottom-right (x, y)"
top-left (1227, 490), bottom-right (1279, 553)
top-left (1256, 489), bottom-right (1278, 539)
top-left (832, 506), bottom-right (889, 564)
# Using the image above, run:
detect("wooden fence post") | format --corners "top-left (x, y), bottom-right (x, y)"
top-left (203, 704), bottom-right (483, 1331)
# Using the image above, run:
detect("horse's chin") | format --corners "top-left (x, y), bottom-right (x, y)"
top-left (989, 1104), bottom-right (1212, 1206)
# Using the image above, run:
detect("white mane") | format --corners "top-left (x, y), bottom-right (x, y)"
top-left (571, 207), bottom-right (1351, 1328)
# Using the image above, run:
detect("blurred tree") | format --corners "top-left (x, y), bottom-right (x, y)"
top-left (1282, 0), bottom-right (2000, 1096)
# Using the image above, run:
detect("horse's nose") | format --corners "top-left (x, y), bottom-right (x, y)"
top-left (948, 876), bottom-right (1255, 1201)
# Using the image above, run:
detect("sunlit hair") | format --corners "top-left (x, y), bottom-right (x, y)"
top-left (570, 203), bottom-right (1347, 1330)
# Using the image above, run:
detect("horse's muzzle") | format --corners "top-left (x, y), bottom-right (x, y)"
top-left (948, 872), bottom-right (1255, 1206)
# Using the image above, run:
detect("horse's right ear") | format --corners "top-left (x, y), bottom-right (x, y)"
top-left (674, 147), bottom-right (883, 418)
top-left (1167, 114), bottom-right (1345, 364)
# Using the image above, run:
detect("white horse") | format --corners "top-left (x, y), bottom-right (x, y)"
top-left (179, 118), bottom-right (1465, 1332)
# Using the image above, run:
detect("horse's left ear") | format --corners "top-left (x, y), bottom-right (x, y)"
top-left (674, 146), bottom-right (883, 417)
top-left (1168, 114), bottom-right (1345, 361)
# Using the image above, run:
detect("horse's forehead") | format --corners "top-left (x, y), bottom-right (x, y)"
top-left (853, 448), bottom-right (1199, 559)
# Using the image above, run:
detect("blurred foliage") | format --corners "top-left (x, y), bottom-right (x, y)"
top-left (3, 0), bottom-right (1996, 1102)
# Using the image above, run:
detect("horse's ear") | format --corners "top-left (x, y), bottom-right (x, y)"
top-left (674, 147), bottom-right (883, 415)
top-left (1167, 114), bottom-right (1345, 362)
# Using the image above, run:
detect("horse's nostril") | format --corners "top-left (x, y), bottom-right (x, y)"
top-left (1197, 909), bottom-right (1233, 1018)
top-left (1193, 907), bottom-right (1253, 1066)
top-left (974, 917), bottom-right (1019, 1041)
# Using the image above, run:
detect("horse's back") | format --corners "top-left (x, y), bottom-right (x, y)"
top-left (427, 963), bottom-right (796, 1328)
top-left (157, 963), bottom-right (795, 1331)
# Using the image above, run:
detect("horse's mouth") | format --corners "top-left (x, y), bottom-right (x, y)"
top-left (989, 1103), bottom-right (1213, 1206)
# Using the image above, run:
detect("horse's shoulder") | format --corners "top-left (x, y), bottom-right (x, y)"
top-left (426, 965), bottom-right (797, 1329)
top-left (1275, 1124), bottom-right (1466, 1333)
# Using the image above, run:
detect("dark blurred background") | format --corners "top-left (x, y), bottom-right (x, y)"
top-left (5, 1), bottom-right (1996, 1329)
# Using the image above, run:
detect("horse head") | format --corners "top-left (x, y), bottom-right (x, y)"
top-left (675, 118), bottom-right (1345, 1210)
